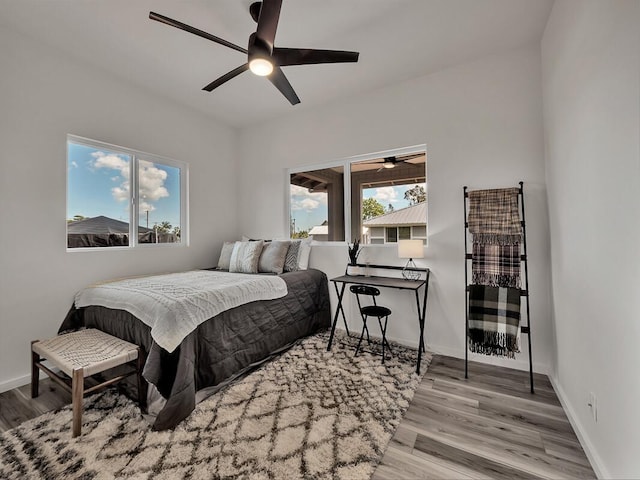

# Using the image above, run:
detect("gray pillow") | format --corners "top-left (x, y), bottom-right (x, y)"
top-left (217, 241), bottom-right (236, 270)
top-left (258, 240), bottom-right (291, 274)
top-left (229, 240), bottom-right (264, 273)
top-left (283, 240), bottom-right (301, 272)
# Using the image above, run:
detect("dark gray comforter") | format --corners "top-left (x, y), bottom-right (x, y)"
top-left (59, 269), bottom-right (331, 430)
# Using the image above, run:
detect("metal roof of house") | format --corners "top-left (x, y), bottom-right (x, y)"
top-left (308, 225), bottom-right (329, 235)
top-left (363, 202), bottom-right (427, 227)
top-left (67, 215), bottom-right (152, 234)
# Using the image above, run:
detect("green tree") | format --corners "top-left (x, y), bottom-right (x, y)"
top-left (404, 185), bottom-right (426, 205)
top-left (155, 221), bottom-right (173, 233)
top-left (291, 229), bottom-right (309, 239)
top-left (68, 214), bottom-right (88, 223)
top-left (362, 198), bottom-right (386, 220)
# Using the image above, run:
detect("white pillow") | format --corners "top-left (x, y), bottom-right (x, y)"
top-left (216, 241), bottom-right (236, 270)
top-left (258, 240), bottom-right (291, 274)
top-left (297, 237), bottom-right (312, 270)
top-left (229, 240), bottom-right (264, 273)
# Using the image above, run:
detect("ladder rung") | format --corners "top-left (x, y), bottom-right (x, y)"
top-left (521, 326), bottom-right (530, 334)
top-left (466, 253), bottom-right (472, 260)
top-left (521, 289), bottom-right (528, 296)
top-left (521, 254), bottom-right (527, 260)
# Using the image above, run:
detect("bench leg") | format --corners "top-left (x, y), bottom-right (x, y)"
top-left (31, 341), bottom-right (40, 398)
top-left (136, 348), bottom-right (148, 413)
top-left (72, 368), bottom-right (84, 437)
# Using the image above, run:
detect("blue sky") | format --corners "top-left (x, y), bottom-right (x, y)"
top-left (290, 182), bottom-right (425, 232)
top-left (67, 142), bottom-right (181, 228)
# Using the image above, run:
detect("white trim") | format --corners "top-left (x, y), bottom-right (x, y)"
top-left (0, 371), bottom-right (50, 394)
top-left (66, 134), bottom-right (189, 251)
top-left (548, 374), bottom-right (608, 479)
top-left (286, 144), bottom-right (427, 242)
top-left (425, 341), bottom-right (550, 375)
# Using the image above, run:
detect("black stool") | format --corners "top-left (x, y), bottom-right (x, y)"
top-left (350, 285), bottom-right (393, 363)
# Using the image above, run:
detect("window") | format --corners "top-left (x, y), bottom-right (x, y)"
top-left (66, 135), bottom-right (188, 249)
top-left (289, 165), bottom-right (345, 241)
top-left (288, 146), bottom-right (426, 243)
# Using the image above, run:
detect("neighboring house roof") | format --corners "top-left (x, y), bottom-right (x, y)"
top-left (363, 202), bottom-right (427, 227)
top-left (68, 215), bottom-right (152, 234)
top-left (308, 225), bottom-right (328, 235)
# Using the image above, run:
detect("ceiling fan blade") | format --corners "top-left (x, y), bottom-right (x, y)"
top-left (268, 66), bottom-right (300, 105)
top-left (202, 64), bottom-right (249, 92)
top-left (273, 48), bottom-right (359, 66)
top-left (149, 12), bottom-right (248, 54)
top-left (255, 0), bottom-right (282, 51)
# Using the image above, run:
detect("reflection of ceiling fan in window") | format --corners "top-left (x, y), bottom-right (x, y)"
top-left (360, 153), bottom-right (425, 172)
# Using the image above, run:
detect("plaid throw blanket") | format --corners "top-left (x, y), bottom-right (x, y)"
top-left (468, 285), bottom-right (521, 358)
top-left (472, 243), bottom-right (521, 288)
top-left (468, 187), bottom-right (522, 245)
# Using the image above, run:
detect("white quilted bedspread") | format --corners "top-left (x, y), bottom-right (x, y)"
top-left (74, 270), bottom-right (288, 353)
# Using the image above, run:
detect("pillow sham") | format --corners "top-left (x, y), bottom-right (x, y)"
top-left (283, 240), bottom-right (301, 272)
top-left (229, 240), bottom-right (264, 274)
top-left (258, 240), bottom-right (291, 274)
top-left (216, 241), bottom-right (236, 270)
top-left (297, 237), bottom-right (313, 270)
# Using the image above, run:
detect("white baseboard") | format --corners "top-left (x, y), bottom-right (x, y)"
top-left (0, 370), bottom-right (58, 394)
top-left (547, 374), bottom-right (608, 479)
top-left (426, 342), bottom-right (550, 375)
top-left (0, 373), bottom-right (33, 394)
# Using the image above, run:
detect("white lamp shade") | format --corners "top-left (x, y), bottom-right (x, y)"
top-left (398, 239), bottom-right (424, 259)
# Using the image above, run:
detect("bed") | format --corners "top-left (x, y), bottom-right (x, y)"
top-left (59, 268), bottom-right (331, 430)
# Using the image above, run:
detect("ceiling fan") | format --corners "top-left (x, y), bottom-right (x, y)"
top-left (149, 0), bottom-right (360, 105)
top-left (360, 153), bottom-right (425, 172)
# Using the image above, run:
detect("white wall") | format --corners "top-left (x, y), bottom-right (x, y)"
top-left (0, 28), bottom-right (239, 391)
top-left (238, 45), bottom-right (553, 374)
top-left (541, 1), bottom-right (640, 478)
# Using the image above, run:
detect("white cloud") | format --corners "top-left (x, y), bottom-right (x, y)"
top-left (291, 197), bottom-right (321, 212)
top-left (70, 160), bottom-right (78, 168)
top-left (92, 152), bottom-right (130, 203)
top-left (92, 154), bottom-right (170, 213)
top-left (139, 160), bottom-right (169, 203)
top-left (290, 184), bottom-right (327, 212)
top-left (290, 184), bottom-right (309, 196)
top-left (373, 186), bottom-right (398, 203)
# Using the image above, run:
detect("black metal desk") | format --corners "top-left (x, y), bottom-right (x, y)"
top-left (326, 266), bottom-right (430, 374)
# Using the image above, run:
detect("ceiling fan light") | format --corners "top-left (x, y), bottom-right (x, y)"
top-left (249, 58), bottom-right (273, 76)
top-left (383, 162), bottom-right (395, 169)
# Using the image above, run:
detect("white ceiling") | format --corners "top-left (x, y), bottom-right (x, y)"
top-left (0, 0), bottom-right (554, 128)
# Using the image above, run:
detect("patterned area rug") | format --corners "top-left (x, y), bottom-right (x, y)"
top-left (0, 331), bottom-right (430, 479)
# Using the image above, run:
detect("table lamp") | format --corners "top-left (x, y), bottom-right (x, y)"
top-left (398, 239), bottom-right (424, 280)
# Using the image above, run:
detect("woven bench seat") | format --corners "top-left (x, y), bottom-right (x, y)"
top-left (31, 329), bottom-right (145, 437)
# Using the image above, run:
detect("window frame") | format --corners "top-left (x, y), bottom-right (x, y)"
top-left (66, 134), bottom-right (189, 251)
top-left (285, 144), bottom-right (427, 246)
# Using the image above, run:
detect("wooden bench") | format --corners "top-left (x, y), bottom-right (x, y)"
top-left (31, 329), bottom-right (146, 437)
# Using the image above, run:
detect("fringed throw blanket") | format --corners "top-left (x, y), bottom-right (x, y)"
top-left (468, 285), bottom-right (521, 358)
top-left (468, 187), bottom-right (522, 245)
top-left (472, 243), bottom-right (521, 288)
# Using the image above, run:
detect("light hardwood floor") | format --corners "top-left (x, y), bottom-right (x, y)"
top-left (0, 355), bottom-right (595, 479)
top-left (374, 355), bottom-right (596, 479)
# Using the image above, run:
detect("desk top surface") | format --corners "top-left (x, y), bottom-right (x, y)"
top-left (330, 274), bottom-right (426, 290)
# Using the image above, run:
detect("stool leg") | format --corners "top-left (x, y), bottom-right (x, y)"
top-left (136, 348), bottom-right (148, 413)
top-left (355, 317), bottom-right (368, 357)
top-left (376, 318), bottom-right (394, 355)
top-left (72, 368), bottom-right (84, 437)
top-left (31, 341), bottom-right (39, 398)
top-left (381, 316), bottom-right (390, 364)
